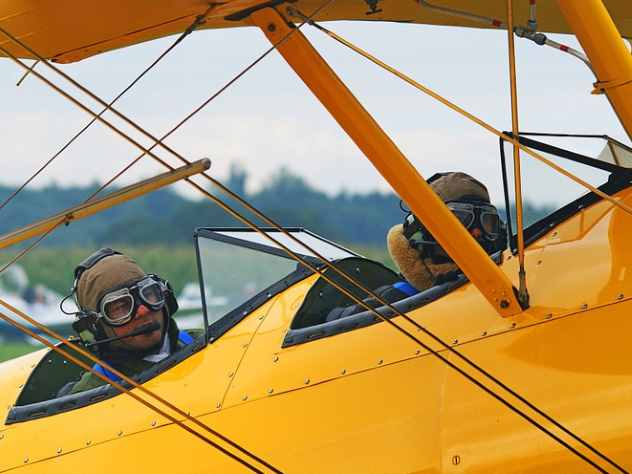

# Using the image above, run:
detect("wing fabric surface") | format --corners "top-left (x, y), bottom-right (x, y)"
top-left (0, 0), bottom-right (630, 64)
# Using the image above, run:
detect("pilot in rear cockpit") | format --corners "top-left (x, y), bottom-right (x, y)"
top-left (61, 248), bottom-right (196, 395)
top-left (327, 172), bottom-right (507, 321)
top-left (387, 171), bottom-right (507, 292)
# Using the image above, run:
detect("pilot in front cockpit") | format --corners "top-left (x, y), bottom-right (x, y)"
top-left (62, 248), bottom-right (196, 395)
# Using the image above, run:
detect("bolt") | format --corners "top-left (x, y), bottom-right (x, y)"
top-left (452, 455), bottom-right (461, 466)
top-left (453, 339), bottom-right (458, 345)
top-left (618, 293), bottom-right (625, 300)
top-left (511, 322), bottom-right (517, 328)
top-left (151, 420), bottom-right (157, 427)
top-left (216, 402), bottom-right (222, 409)
top-left (341, 369), bottom-right (347, 375)
top-left (242, 343), bottom-right (248, 349)
top-left (481, 331), bottom-right (487, 337)
top-left (24, 458), bottom-right (29, 464)
top-left (377, 359), bottom-right (383, 365)
top-left (242, 395), bottom-right (248, 401)
top-left (545, 313), bottom-right (553, 319)
top-left (117, 430), bottom-right (123, 437)
top-left (268, 388), bottom-right (274, 394)
top-left (500, 299), bottom-right (510, 309)
top-left (228, 372), bottom-right (234, 378)
top-left (258, 315), bottom-right (265, 320)
top-left (415, 349), bottom-right (421, 355)
top-left (273, 355), bottom-right (279, 363)
top-left (57, 448), bottom-right (62, 454)
top-left (86, 440), bottom-right (92, 446)
top-left (581, 303), bottom-right (588, 310)
top-left (267, 23), bottom-right (276, 32)
top-left (305, 378), bottom-right (311, 385)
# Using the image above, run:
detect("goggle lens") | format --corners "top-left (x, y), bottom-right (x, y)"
top-left (450, 208), bottom-right (475, 229)
top-left (103, 295), bottom-right (134, 324)
top-left (480, 212), bottom-right (501, 238)
top-left (140, 282), bottom-right (164, 306)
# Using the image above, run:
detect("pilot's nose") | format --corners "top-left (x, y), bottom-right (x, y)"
top-left (136, 304), bottom-right (150, 317)
top-left (470, 227), bottom-right (482, 239)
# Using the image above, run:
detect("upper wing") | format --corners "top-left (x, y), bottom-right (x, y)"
top-left (0, 0), bottom-right (630, 63)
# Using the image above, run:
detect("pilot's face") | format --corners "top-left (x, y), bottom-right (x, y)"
top-left (110, 304), bottom-right (164, 352)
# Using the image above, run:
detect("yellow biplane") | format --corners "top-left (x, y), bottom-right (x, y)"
top-left (1, 0), bottom-right (632, 472)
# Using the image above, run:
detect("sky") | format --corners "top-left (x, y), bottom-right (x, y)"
top-left (0, 18), bottom-right (629, 207)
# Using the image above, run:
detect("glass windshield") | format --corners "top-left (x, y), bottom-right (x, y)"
top-left (212, 229), bottom-right (358, 261)
top-left (196, 230), bottom-right (303, 326)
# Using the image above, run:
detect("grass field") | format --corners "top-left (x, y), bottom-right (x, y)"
top-left (0, 342), bottom-right (38, 363)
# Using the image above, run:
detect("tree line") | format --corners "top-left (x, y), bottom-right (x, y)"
top-left (0, 166), bottom-right (555, 248)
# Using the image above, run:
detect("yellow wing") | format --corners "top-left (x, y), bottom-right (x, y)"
top-left (1, 0), bottom-right (630, 64)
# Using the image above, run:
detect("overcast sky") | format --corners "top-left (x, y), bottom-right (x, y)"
top-left (0, 20), bottom-right (629, 207)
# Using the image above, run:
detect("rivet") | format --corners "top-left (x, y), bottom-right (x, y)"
top-left (618, 293), bottom-right (625, 300)
top-left (151, 420), bottom-right (157, 427)
top-left (453, 339), bottom-right (458, 345)
top-left (18, 384), bottom-right (23, 389)
top-left (273, 355), bottom-right (279, 363)
top-left (186, 411), bottom-right (191, 416)
top-left (581, 303), bottom-right (588, 310)
top-left (117, 430), bottom-right (123, 437)
top-left (267, 22), bottom-right (276, 32)
top-left (415, 349), bottom-right (421, 355)
top-left (377, 359), bottom-right (383, 365)
top-left (452, 455), bottom-right (461, 466)
top-left (242, 343), bottom-right (248, 349)
top-left (537, 260), bottom-right (542, 265)
top-left (242, 395), bottom-right (248, 401)
top-left (511, 322), bottom-right (517, 328)
top-left (56, 448), bottom-right (62, 454)
top-left (24, 458), bottom-right (29, 464)
top-left (500, 299), bottom-right (510, 309)
top-left (545, 313), bottom-right (553, 319)
top-left (341, 369), bottom-right (347, 375)
top-left (304, 378), bottom-right (310, 385)
top-left (228, 372), bottom-right (234, 378)
top-left (86, 440), bottom-right (92, 446)
top-left (481, 331), bottom-right (488, 337)
top-left (258, 315), bottom-right (265, 320)
top-left (551, 231), bottom-right (558, 237)
top-left (216, 402), bottom-right (222, 409)
top-left (268, 388), bottom-right (274, 394)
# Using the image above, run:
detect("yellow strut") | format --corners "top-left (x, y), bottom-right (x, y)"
top-left (557, 0), bottom-right (632, 141)
top-left (249, 7), bottom-right (522, 317)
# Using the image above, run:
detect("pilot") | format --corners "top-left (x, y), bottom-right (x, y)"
top-left (65, 249), bottom-right (195, 395)
top-left (387, 171), bottom-right (507, 293)
top-left (326, 172), bottom-right (506, 322)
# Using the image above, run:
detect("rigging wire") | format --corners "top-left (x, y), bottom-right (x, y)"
top-left (0, 305), bottom-right (267, 474)
top-left (0, 4), bottom-right (625, 472)
top-left (0, 1), bottom-right (336, 471)
top-left (0, 6), bottom-right (213, 214)
top-left (506, 0), bottom-right (529, 307)
top-left (300, 20), bottom-right (632, 218)
top-left (0, 159), bottom-right (284, 472)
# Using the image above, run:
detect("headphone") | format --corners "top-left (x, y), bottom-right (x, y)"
top-left (62, 248), bottom-right (178, 352)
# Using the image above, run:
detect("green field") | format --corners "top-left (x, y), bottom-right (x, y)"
top-left (0, 343), bottom-right (38, 363)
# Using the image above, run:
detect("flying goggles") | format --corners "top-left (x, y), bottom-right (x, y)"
top-left (403, 201), bottom-right (507, 261)
top-left (98, 275), bottom-right (167, 326)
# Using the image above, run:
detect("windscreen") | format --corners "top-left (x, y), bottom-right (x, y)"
top-left (196, 233), bottom-right (300, 326)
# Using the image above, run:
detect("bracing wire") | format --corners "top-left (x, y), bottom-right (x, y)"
top-left (0, 3), bottom-right (624, 472)
top-left (0, 6), bottom-right (212, 213)
top-left (0, 305), bottom-right (268, 474)
top-left (301, 19), bottom-right (632, 219)
top-left (0, 1), bottom-right (336, 471)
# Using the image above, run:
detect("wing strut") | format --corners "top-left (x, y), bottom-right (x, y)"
top-left (248, 6), bottom-right (523, 317)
